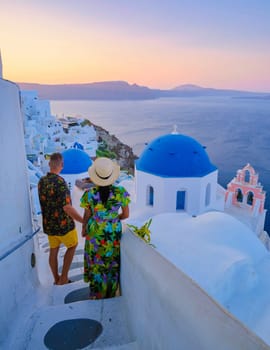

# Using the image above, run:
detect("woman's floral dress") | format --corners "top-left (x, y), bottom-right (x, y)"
top-left (80, 185), bottom-right (130, 299)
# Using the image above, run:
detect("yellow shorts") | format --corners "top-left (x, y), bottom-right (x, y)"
top-left (48, 228), bottom-right (78, 249)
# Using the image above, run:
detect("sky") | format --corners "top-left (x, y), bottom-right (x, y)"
top-left (0, 0), bottom-right (270, 92)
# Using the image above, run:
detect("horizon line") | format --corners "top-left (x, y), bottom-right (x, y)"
top-left (15, 81), bottom-right (270, 95)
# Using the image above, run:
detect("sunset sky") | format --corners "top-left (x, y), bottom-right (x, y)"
top-left (1, 0), bottom-right (270, 92)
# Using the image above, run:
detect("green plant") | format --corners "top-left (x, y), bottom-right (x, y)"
top-left (127, 218), bottom-right (154, 246)
top-left (80, 119), bottom-right (92, 127)
top-left (96, 148), bottom-right (117, 159)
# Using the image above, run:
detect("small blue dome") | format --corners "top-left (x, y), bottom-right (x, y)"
top-left (73, 142), bottom-right (84, 150)
top-left (61, 149), bottom-right (92, 175)
top-left (136, 134), bottom-right (217, 177)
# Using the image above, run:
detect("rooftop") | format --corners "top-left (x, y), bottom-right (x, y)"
top-left (136, 133), bottom-right (217, 177)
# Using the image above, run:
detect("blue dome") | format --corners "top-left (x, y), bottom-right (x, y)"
top-left (61, 149), bottom-right (92, 175)
top-left (136, 134), bottom-right (217, 177)
top-left (73, 142), bottom-right (84, 150)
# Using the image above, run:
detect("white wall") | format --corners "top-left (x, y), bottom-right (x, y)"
top-left (0, 79), bottom-right (32, 239)
top-left (121, 229), bottom-right (269, 350)
top-left (0, 242), bottom-right (39, 344)
top-left (0, 79), bottom-right (38, 345)
top-left (61, 171), bottom-right (89, 192)
top-left (0, 51), bottom-right (2, 79)
top-left (135, 169), bottom-right (218, 216)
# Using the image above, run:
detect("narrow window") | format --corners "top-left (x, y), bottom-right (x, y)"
top-left (205, 183), bottom-right (211, 206)
top-left (247, 191), bottom-right (254, 205)
top-left (147, 186), bottom-right (154, 206)
top-left (176, 191), bottom-right (186, 210)
top-left (244, 170), bottom-right (250, 183)
top-left (236, 188), bottom-right (243, 202)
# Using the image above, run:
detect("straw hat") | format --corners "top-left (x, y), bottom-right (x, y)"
top-left (88, 157), bottom-right (120, 186)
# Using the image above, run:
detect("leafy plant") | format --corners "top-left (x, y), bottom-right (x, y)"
top-left (80, 119), bottom-right (92, 127)
top-left (127, 218), bottom-right (154, 246)
top-left (96, 148), bottom-right (117, 159)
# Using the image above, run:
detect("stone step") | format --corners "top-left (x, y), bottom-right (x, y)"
top-left (93, 341), bottom-right (139, 350)
top-left (18, 228), bottom-right (136, 349)
top-left (24, 294), bottom-right (134, 349)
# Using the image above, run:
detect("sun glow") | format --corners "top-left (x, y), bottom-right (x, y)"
top-left (1, 1), bottom-right (270, 92)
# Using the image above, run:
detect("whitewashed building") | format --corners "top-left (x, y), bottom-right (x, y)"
top-left (61, 148), bottom-right (93, 190)
top-left (135, 132), bottom-right (219, 217)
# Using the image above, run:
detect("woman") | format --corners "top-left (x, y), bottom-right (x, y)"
top-left (81, 157), bottom-right (130, 299)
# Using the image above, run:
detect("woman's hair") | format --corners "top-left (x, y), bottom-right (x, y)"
top-left (98, 185), bottom-right (111, 204)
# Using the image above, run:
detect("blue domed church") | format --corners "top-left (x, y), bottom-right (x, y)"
top-left (60, 148), bottom-right (92, 189)
top-left (135, 131), bottom-right (220, 216)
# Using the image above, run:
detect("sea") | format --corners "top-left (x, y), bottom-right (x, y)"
top-left (51, 96), bottom-right (270, 233)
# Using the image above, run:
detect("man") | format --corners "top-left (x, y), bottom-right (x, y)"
top-left (38, 152), bottom-right (83, 285)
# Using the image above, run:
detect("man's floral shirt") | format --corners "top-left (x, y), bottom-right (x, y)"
top-left (38, 173), bottom-right (75, 235)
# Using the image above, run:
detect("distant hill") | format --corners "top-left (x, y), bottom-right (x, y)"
top-left (171, 84), bottom-right (270, 98)
top-left (16, 81), bottom-right (270, 100)
top-left (17, 81), bottom-right (160, 100)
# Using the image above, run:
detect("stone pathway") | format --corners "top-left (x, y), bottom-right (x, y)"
top-left (7, 211), bottom-right (137, 349)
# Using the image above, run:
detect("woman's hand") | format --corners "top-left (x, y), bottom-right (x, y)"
top-left (81, 208), bottom-right (91, 237)
top-left (81, 222), bottom-right (87, 237)
top-left (119, 205), bottom-right (129, 220)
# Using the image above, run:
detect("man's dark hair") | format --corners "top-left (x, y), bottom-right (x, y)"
top-left (49, 153), bottom-right (63, 168)
top-left (50, 153), bottom-right (63, 162)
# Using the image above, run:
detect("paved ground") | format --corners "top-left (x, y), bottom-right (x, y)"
top-left (5, 187), bottom-right (137, 350)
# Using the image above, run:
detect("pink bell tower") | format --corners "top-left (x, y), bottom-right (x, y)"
top-left (225, 164), bottom-right (266, 236)
top-left (225, 164), bottom-right (265, 214)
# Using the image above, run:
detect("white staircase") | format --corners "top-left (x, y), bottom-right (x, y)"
top-left (5, 227), bottom-right (137, 350)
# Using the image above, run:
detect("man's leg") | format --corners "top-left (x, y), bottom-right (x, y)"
top-left (58, 244), bottom-right (77, 285)
top-left (49, 247), bottom-right (60, 284)
top-left (57, 229), bottom-right (78, 285)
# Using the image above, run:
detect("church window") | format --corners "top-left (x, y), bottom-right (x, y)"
top-left (244, 170), bottom-right (250, 183)
top-left (176, 191), bottom-right (186, 210)
top-left (205, 183), bottom-right (211, 206)
top-left (236, 188), bottom-right (243, 202)
top-left (147, 186), bottom-right (154, 206)
top-left (247, 191), bottom-right (254, 205)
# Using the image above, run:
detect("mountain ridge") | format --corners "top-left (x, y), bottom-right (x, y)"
top-left (16, 81), bottom-right (270, 100)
